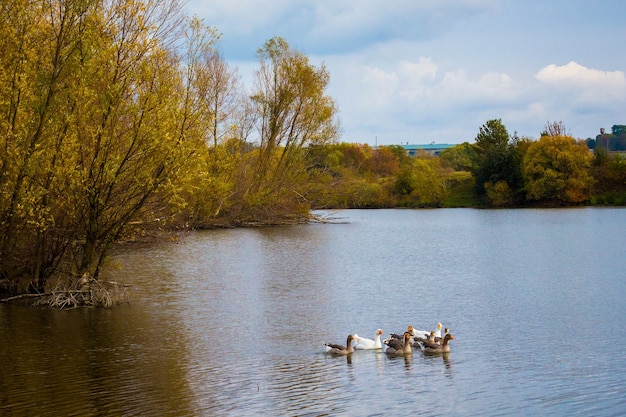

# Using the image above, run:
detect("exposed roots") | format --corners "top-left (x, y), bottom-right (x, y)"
top-left (32, 275), bottom-right (130, 309)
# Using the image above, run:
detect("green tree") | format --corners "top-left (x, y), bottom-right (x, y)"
top-left (612, 125), bottom-right (626, 136)
top-left (470, 119), bottom-right (523, 205)
top-left (589, 148), bottom-right (626, 204)
top-left (439, 142), bottom-right (475, 171)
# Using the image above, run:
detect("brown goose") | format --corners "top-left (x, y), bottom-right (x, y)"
top-left (384, 332), bottom-right (412, 356)
top-left (324, 335), bottom-right (355, 355)
top-left (422, 333), bottom-right (455, 353)
top-left (386, 325), bottom-right (414, 342)
top-left (412, 330), bottom-right (435, 349)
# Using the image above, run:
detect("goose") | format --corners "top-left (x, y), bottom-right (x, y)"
top-left (354, 329), bottom-right (383, 350)
top-left (422, 333), bottom-right (455, 353)
top-left (384, 332), bottom-right (412, 356)
top-left (411, 327), bottom-right (430, 340)
top-left (434, 322), bottom-right (443, 339)
top-left (411, 331), bottom-right (434, 349)
top-left (324, 335), bottom-right (355, 355)
top-left (386, 325), bottom-right (415, 342)
top-left (434, 327), bottom-right (449, 344)
top-left (411, 322), bottom-right (443, 340)
top-left (384, 336), bottom-right (405, 351)
top-left (413, 330), bottom-right (435, 345)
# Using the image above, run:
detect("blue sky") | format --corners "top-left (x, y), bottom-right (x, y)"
top-left (185, 0), bottom-right (626, 146)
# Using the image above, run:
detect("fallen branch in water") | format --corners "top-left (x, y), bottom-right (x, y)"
top-left (0, 275), bottom-right (130, 308)
top-left (0, 293), bottom-right (49, 303)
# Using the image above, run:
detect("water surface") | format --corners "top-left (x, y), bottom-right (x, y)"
top-left (1, 208), bottom-right (625, 416)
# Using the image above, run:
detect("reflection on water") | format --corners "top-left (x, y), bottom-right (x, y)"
top-left (0, 305), bottom-right (196, 416)
top-left (2, 208), bottom-right (626, 416)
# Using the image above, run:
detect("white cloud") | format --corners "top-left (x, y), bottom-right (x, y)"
top-left (535, 61), bottom-right (626, 101)
top-left (398, 58), bottom-right (438, 81)
top-left (186, 1), bottom-right (626, 144)
top-left (323, 51), bottom-right (533, 143)
top-left (433, 70), bottom-right (521, 107)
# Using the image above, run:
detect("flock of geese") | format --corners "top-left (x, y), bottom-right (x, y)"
top-left (324, 323), bottom-right (454, 356)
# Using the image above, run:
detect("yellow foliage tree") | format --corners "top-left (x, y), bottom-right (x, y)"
top-left (0, 0), bottom-right (213, 288)
top-left (410, 156), bottom-right (449, 207)
top-left (522, 135), bottom-right (595, 204)
top-left (239, 37), bottom-right (339, 221)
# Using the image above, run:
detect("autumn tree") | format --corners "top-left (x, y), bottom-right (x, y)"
top-left (362, 146), bottom-right (400, 177)
top-left (166, 18), bottom-right (245, 226)
top-left (392, 153), bottom-right (448, 207)
top-left (240, 37), bottom-right (339, 220)
top-left (0, 0), bottom-right (211, 290)
top-left (338, 143), bottom-right (371, 172)
top-left (0, 0), bottom-right (100, 286)
top-left (522, 134), bottom-right (595, 204)
top-left (68, 0), bottom-right (194, 277)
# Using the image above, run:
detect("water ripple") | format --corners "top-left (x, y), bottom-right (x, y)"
top-left (3, 209), bottom-right (626, 416)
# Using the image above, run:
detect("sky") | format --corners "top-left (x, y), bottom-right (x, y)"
top-left (185, 0), bottom-right (626, 146)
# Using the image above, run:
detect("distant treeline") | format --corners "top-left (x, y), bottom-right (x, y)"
top-left (586, 125), bottom-right (626, 151)
top-left (306, 119), bottom-right (626, 211)
top-left (1, 0), bottom-right (625, 296)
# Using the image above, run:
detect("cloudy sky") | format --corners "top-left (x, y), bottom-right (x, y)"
top-left (185, 0), bottom-right (626, 146)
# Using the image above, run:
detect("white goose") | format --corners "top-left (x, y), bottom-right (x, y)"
top-left (353, 329), bottom-right (383, 350)
top-left (411, 322), bottom-right (443, 340)
top-left (434, 322), bottom-right (443, 339)
top-left (434, 327), bottom-right (449, 344)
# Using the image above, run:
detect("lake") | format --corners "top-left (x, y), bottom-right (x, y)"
top-left (1, 208), bottom-right (625, 416)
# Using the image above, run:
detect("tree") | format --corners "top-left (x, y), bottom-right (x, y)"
top-left (612, 125), bottom-right (626, 151)
top-left (241, 37), bottom-right (339, 220)
top-left (362, 146), bottom-right (399, 177)
top-left (612, 125), bottom-right (626, 136)
top-left (409, 157), bottom-right (448, 207)
top-left (0, 0), bottom-right (100, 285)
top-left (470, 119), bottom-right (523, 204)
top-left (439, 143), bottom-right (475, 171)
top-left (541, 120), bottom-right (570, 137)
top-left (168, 18), bottom-right (244, 226)
top-left (68, 0), bottom-right (190, 277)
top-left (0, 0), bottom-right (208, 290)
top-left (182, 18), bottom-right (242, 149)
top-left (522, 135), bottom-right (595, 204)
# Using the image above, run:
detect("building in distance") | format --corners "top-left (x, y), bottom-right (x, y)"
top-left (400, 143), bottom-right (456, 156)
